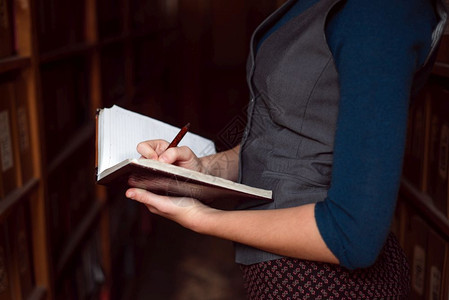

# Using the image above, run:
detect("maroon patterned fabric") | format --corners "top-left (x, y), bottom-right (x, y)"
top-left (240, 234), bottom-right (410, 299)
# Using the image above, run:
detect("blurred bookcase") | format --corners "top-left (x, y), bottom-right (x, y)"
top-left (0, 0), bottom-right (180, 298)
top-left (395, 8), bottom-right (449, 299)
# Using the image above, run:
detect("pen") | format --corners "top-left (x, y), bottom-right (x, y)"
top-left (167, 123), bottom-right (190, 149)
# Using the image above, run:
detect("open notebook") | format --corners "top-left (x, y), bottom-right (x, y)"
top-left (95, 105), bottom-right (272, 210)
top-left (96, 105), bottom-right (216, 176)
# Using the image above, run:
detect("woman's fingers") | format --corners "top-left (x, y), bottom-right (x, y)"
top-left (159, 146), bottom-right (200, 168)
top-left (136, 141), bottom-right (200, 169)
top-left (137, 139), bottom-right (169, 159)
top-left (125, 187), bottom-right (209, 230)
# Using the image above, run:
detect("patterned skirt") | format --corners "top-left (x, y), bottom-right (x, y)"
top-left (239, 233), bottom-right (410, 299)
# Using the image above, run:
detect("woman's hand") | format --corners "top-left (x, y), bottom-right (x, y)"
top-left (126, 186), bottom-right (339, 265)
top-left (126, 187), bottom-right (216, 231)
top-left (136, 139), bottom-right (206, 173)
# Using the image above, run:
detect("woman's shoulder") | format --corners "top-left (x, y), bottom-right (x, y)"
top-left (334, 0), bottom-right (437, 27)
top-left (327, 0), bottom-right (437, 64)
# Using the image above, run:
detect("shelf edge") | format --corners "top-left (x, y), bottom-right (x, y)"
top-left (0, 178), bottom-right (39, 220)
top-left (55, 200), bottom-right (103, 279)
top-left (0, 56), bottom-right (31, 73)
top-left (399, 178), bottom-right (449, 240)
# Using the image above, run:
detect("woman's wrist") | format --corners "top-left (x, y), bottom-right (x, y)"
top-left (199, 146), bottom-right (240, 180)
top-left (188, 205), bottom-right (222, 234)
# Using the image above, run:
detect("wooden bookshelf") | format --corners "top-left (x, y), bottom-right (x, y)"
top-left (400, 178), bottom-right (449, 240)
top-left (433, 62), bottom-right (449, 78)
top-left (0, 0), bottom-right (187, 298)
top-left (0, 56), bottom-right (31, 74)
top-left (397, 13), bottom-right (449, 299)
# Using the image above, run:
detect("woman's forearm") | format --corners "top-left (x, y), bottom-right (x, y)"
top-left (195, 203), bottom-right (339, 265)
top-left (199, 145), bottom-right (240, 181)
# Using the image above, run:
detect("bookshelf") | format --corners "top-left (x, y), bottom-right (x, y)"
top-left (8, 0), bottom-right (447, 298)
top-left (0, 0), bottom-right (183, 298)
top-left (397, 13), bottom-right (449, 299)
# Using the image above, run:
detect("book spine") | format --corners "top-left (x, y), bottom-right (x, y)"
top-left (14, 76), bottom-right (34, 184)
top-left (0, 80), bottom-right (19, 196)
top-left (48, 162), bottom-right (70, 264)
top-left (7, 202), bottom-right (35, 299)
top-left (426, 83), bottom-right (449, 216)
top-left (0, 0), bottom-right (15, 58)
top-left (0, 221), bottom-right (13, 300)
top-left (424, 228), bottom-right (446, 300)
top-left (404, 212), bottom-right (429, 299)
top-left (402, 86), bottom-right (431, 191)
top-left (443, 245), bottom-right (449, 300)
top-left (95, 109), bottom-right (101, 178)
top-left (67, 139), bottom-right (96, 235)
top-left (100, 45), bottom-right (126, 107)
top-left (41, 58), bottom-right (91, 163)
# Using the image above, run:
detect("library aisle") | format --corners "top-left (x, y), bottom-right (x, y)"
top-left (1, 0), bottom-right (449, 299)
top-left (133, 215), bottom-right (246, 300)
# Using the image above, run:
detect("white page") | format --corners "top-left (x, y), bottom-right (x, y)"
top-left (98, 105), bottom-right (216, 174)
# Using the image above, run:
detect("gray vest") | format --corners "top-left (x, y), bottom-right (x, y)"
top-left (236, 0), bottom-right (448, 265)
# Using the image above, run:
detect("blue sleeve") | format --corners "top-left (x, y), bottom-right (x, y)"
top-left (314, 0), bottom-right (437, 269)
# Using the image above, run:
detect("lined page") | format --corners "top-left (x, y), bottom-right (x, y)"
top-left (98, 105), bottom-right (216, 174)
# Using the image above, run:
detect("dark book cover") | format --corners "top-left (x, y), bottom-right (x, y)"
top-left (13, 75), bottom-right (33, 184)
top-left (0, 0), bottom-right (15, 58)
top-left (403, 211), bottom-right (429, 299)
top-left (98, 159), bottom-right (272, 210)
top-left (426, 84), bottom-right (449, 216)
top-left (0, 222), bottom-right (13, 300)
top-left (403, 86), bottom-right (431, 191)
top-left (0, 80), bottom-right (19, 196)
top-left (425, 229), bottom-right (446, 300)
top-left (7, 203), bottom-right (34, 299)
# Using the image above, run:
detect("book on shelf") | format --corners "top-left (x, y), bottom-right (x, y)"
top-left (426, 83), bottom-right (449, 216)
top-left (96, 105), bottom-right (272, 209)
top-left (443, 246), bottom-right (449, 300)
top-left (403, 86), bottom-right (431, 191)
top-left (0, 0), bottom-right (14, 58)
top-left (100, 46), bottom-right (126, 107)
top-left (7, 202), bottom-right (34, 299)
top-left (425, 228), bottom-right (446, 300)
top-left (404, 212), bottom-right (429, 299)
top-left (41, 58), bottom-right (90, 162)
top-left (0, 80), bottom-right (19, 197)
top-left (0, 221), bottom-right (13, 300)
top-left (13, 76), bottom-right (34, 184)
top-left (35, 0), bottom-right (85, 53)
top-left (67, 139), bottom-right (96, 231)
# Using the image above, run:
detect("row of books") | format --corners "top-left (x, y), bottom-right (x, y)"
top-left (131, 0), bottom-right (179, 33)
top-left (34, 0), bottom-right (179, 55)
top-left (0, 0), bottom-right (182, 60)
top-left (99, 45), bottom-right (126, 108)
top-left (47, 137), bottom-right (96, 268)
top-left (97, 0), bottom-right (179, 40)
top-left (55, 229), bottom-right (106, 300)
top-left (402, 78), bottom-right (449, 218)
top-left (132, 31), bottom-right (181, 106)
top-left (40, 56), bottom-right (91, 163)
top-left (106, 185), bottom-right (153, 299)
top-left (35, 0), bottom-right (86, 54)
top-left (0, 199), bottom-right (35, 300)
top-left (0, 76), bottom-right (33, 199)
top-left (392, 200), bottom-right (449, 300)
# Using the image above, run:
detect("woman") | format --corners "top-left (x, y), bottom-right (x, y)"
top-left (126, 0), bottom-right (447, 298)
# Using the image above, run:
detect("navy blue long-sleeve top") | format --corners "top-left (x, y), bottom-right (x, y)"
top-left (260, 0), bottom-right (437, 269)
